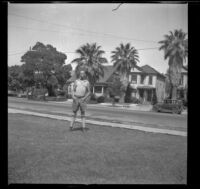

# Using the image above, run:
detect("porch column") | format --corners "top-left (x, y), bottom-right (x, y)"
top-left (102, 86), bottom-right (104, 94)
top-left (151, 89), bottom-right (153, 103)
top-left (93, 86), bottom-right (95, 94)
top-left (144, 90), bottom-right (147, 104)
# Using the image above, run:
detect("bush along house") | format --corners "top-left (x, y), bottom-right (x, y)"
top-left (128, 65), bottom-right (166, 104)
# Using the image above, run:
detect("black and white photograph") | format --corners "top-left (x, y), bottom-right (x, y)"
top-left (8, 2), bottom-right (188, 184)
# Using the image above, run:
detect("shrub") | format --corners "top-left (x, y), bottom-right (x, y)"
top-left (114, 96), bottom-right (120, 102)
top-left (90, 93), bottom-right (97, 101)
top-left (56, 90), bottom-right (66, 97)
top-left (131, 97), bottom-right (140, 104)
top-left (104, 97), bottom-right (113, 103)
top-left (97, 96), bottom-right (105, 103)
top-left (152, 94), bottom-right (158, 105)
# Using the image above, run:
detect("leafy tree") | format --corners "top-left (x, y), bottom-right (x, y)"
top-left (72, 43), bottom-right (108, 88)
top-left (111, 43), bottom-right (139, 102)
top-left (54, 64), bottom-right (72, 88)
top-left (107, 73), bottom-right (123, 97)
top-left (159, 29), bottom-right (188, 99)
top-left (124, 83), bottom-right (133, 103)
top-left (8, 65), bottom-right (24, 92)
top-left (46, 74), bottom-right (58, 96)
top-left (20, 42), bottom-right (67, 96)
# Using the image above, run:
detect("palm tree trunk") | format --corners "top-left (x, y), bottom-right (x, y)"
top-left (119, 73), bottom-right (128, 103)
top-left (172, 86), bottom-right (177, 100)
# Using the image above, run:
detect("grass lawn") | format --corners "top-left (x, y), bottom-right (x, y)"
top-left (8, 114), bottom-right (187, 184)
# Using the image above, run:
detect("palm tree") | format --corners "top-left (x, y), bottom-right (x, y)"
top-left (165, 68), bottom-right (173, 99)
top-left (71, 43), bottom-right (108, 89)
top-left (111, 43), bottom-right (139, 102)
top-left (159, 29), bottom-right (188, 100)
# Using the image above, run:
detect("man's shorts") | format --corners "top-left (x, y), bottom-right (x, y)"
top-left (72, 97), bottom-right (87, 114)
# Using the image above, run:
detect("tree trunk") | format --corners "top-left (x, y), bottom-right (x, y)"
top-left (172, 86), bottom-right (177, 100)
top-left (120, 93), bottom-right (125, 103)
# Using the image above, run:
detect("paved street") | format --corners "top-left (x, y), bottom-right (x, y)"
top-left (8, 97), bottom-right (187, 132)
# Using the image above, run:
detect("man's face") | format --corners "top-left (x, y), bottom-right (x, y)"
top-left (80, 71), bottom-right (86, 79)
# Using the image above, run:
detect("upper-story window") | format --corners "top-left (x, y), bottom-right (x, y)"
top-left (95, 86), bottom-right (102, 93)
top-left (149, 75), bottom-right (153, 85)
top-left (141, 74), bottom-right (145, 84)
top-left (131, 74), bottom-right (137, 83)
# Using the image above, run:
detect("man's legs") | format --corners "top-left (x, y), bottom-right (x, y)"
top-left (80, 101), bottom-right (87, 131)
top-left (70, 112), bottom-right (77, 130)
top-left (81, 112), bottom-right (86, 131)
top-left (70, 99), bottom-right (79, 130)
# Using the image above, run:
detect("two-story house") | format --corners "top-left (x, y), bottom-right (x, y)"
top-left (129, 65), bottom-right (166, 104)
top-left (177, 66), bottom-right (187, 100)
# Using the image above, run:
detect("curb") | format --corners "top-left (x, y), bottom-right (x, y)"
top-left (8, 108), bottom-right (187, 137)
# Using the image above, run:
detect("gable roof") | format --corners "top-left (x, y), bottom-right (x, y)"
top-left (98, 65), bottom-right (118, 83)
top-left (66, 65), bottom-right (118, 83)
top-left (131, 65), bottom-right (143, 72)
top-left (140, 65), bottom-right (160, 74)
top-left (140, 64), bottom-right (166, 79)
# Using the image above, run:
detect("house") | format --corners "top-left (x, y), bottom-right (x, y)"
top-left (128, 65), bottom-right (166, 104)
top-left (177, 66), bottom-right (187, 100)
top-left (66, 64), bottom-right (166, 104)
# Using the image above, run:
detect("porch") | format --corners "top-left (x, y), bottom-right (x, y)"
top-left (134, 86), bottom-right (156, 104)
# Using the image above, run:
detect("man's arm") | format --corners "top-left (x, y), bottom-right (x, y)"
top-left (82, 82), bottom-right (91, 102)
top-left (71, 81), bottom-right (77, 100)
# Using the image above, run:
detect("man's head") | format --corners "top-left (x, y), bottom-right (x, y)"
top-left (79, 69), bottom-right (86, 80)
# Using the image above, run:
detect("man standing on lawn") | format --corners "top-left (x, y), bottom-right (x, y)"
top-left (70, 68), bottom-right (91, 132)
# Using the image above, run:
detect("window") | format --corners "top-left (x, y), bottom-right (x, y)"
top-left (131, 74), bottom-right (137, 83)
top-left (141, 75), bottom-right (145, 84)
top-left (149, 75), bottom-right (153, 85)
top-left (95, 86), bottom-right (102, 93)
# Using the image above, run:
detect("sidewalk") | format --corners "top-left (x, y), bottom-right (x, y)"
top-left (100, 103), bottom-right (153, 111)
top-left (8, 108), bottom-right (187, 137)
top-left (54, 100), bottom-right (187, 114)
top-left (54, 99), bottom-right (153, 111)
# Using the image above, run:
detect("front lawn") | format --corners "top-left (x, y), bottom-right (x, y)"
top-left (8, 114), bottom-right (187, 184)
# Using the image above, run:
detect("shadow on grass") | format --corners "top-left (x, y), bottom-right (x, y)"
top-left (70, 127), bottom-right (90, 132)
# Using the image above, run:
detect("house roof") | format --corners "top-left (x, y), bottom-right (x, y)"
top-left (140, 64), bottom-right (166, 79)
top-left (66, 65), bottom-right (118, 83)
top-left (140, 65), bottom-right (160, 74)
top-left (67, 64), bottom-right (166, 84)
top-left (98, 65), bottom-right (118, 83)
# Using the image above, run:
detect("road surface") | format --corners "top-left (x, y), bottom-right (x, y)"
top-left (8, 97), bottom-right (187, 132)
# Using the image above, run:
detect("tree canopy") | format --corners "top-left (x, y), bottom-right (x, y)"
top-left (72, 43), bottom-right (108, 87)
top-left (8, 42), bottom-right (72, 96)
top-left (111, 43), bottom-right (139, 79)
top-left (159, 29), bottom-right (188, 99)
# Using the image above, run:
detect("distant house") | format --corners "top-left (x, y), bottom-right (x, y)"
top-left (128, 65), bottom-right (166, 104)
top-left (177, 66), bottom-right (187, 100)
top-left (66, 64), bottom-right (166, 104)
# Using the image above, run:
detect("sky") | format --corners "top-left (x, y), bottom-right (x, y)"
top-left (8, 3), bottom-right (188, 74)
